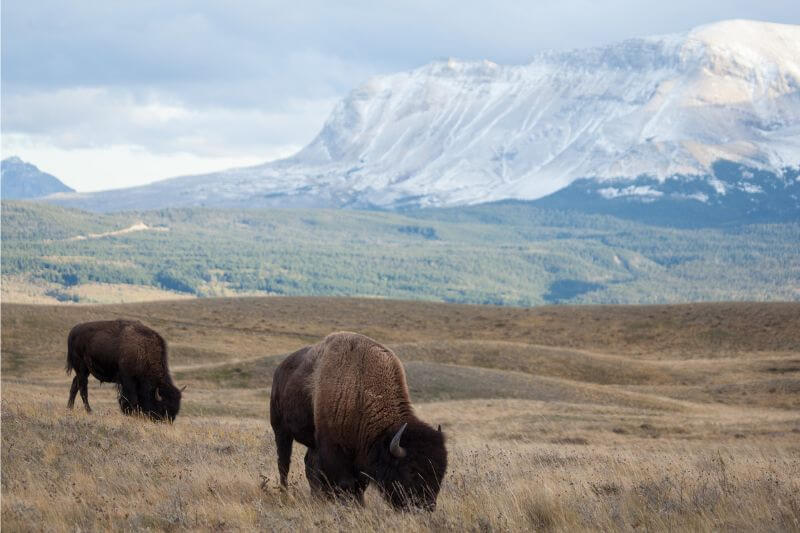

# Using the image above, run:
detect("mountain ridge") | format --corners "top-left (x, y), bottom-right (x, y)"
top-left (42, 20), bottom-right (800, 221)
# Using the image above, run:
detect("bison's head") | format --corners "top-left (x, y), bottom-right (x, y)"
top-left (151, 383), bottom-right (183, 422)
top-left (370, 420), bottom-right (447, 511)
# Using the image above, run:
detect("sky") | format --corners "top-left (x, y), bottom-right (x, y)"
top-left (2, 1), bottom-right (799, 192)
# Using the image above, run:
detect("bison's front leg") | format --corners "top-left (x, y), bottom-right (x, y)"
top-left (304, 448), bottom-right (323, 496)
top-left (354, 475), bottom-right (369, 506)
top-left (305, 449), bottom-right (365, 504)
top-left (118, 375), bottom-right (139, 416)
top-left (137, 380), bottom-right (159, 420)
top-left (316, 437), bottom-right (363, 503)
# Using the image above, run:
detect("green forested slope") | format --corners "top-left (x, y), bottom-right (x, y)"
top-left (2, 201), bottom-right (798, 305)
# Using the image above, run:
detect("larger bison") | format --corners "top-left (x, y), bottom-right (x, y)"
top-left (270, 332), bottom-right (447, 510)
top-left (66, 319), bottom-right (182, 422)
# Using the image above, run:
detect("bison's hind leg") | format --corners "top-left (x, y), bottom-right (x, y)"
top-left (67, 375), bottom-right (80, 409)
top-left (274, 429), bottom-right (294, 488)
top-left (76, 372), bottom-right (91, 413)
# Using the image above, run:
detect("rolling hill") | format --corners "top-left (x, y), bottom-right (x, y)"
top-left (2, 297), bottom-right (799, 530)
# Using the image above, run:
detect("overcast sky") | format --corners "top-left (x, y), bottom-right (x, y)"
top-left (2, 1), bottom-right (799, 191)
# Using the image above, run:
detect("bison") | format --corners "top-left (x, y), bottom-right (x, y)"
top-left (270, 332), bottom-right (447, 510)
top-left (66, 319), bottom-right (182, 422)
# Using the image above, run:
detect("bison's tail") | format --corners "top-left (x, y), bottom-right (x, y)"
top-left (65, 331), bottom-right (76, 375)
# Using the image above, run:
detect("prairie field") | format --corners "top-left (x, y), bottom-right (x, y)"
top-left (2, 297), bottom-right (799, 531)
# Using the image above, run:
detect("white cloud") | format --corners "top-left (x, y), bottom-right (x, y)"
top-left (1, 136), bottom-right (286, 192)
top-left (2, 87), bottom-right (339, 189)
top-left (3, 86), bottom-right (338, 153)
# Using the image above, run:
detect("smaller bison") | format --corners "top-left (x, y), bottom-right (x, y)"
top-left (66, 319), bottom-right (182, 422)
top-left (270, 332), bottom-right (447, 510)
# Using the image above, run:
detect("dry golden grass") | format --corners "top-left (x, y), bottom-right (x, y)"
top-left (1, 275), bottom-right (194, 305)
top-left (2, 297), bottom-right (800, 531)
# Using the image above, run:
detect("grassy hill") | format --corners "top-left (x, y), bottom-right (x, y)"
top-left (2, 297), bottom-right (799, 530)
top-left (2, 201), bottom-right (799, 306)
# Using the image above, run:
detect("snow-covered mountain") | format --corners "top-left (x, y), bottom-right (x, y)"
top-left (47, 20), bottom-right (800, 219)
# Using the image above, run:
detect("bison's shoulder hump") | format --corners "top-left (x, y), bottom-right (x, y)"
top-left (323, 331), bottom-right (390, 353)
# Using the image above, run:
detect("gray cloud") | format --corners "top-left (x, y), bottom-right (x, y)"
top-left (2, 0), bottom-right (799, 187)
top-left (6, 1), bottom-right (799, 86)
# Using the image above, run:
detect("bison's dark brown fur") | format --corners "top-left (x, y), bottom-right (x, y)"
top-left (270, 332), bottom-right (447, 510)
top-left (66, 319), bottom-right (182, 422)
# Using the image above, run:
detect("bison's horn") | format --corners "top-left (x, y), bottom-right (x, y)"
top-left (180, 385), bottom-right (187, 392)
top-left (437, 424), bottom-right (442, 433)
top-left (155, 388), bottom-right (163, 402)
top-left (390, 422), bottom-right (408, 458)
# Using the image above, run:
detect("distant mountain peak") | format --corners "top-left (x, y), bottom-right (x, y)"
top-left (1, 157), bottom-right (75, 199)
